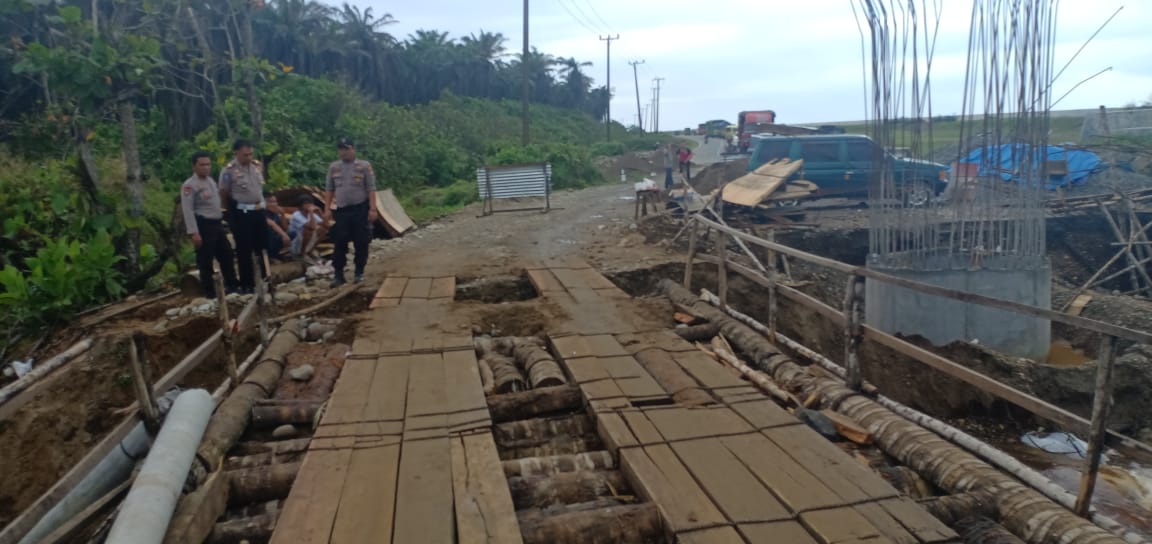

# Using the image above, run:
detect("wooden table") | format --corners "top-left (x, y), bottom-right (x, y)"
top-left (635, 189), bottom-right (663, 219)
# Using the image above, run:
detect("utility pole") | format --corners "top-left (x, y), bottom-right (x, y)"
top-left (653, 77), bottom-right (665, 133)
top-left (599, 34), bottom-right (619, 141)
top-left (628, 60), bottom-right (645, 132)
top-left (521, 0), bottom-right (530, 145)
top-left (643, 103), bottom-right (651, 132)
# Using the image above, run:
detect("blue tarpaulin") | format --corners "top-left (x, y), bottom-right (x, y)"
top-left (960, 144), bottom-right (1105, 190)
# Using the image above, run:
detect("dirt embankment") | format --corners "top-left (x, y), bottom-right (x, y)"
top-left (688, 158), bottom-right (749, 195)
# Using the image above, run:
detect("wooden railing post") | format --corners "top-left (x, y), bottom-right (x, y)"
top-left (215, 270), bottom-right (240, 385)
top-left (767, 229), bottom-right (779, 345)
top-left (717, 230), bottom-right (729, 308)
top-left (684, 219), bottom-right (699, 291)
top-left (127, 333), bottom-right (158, 430)
top-left (1075, 334), bottom-right (1118, 517)
top-left (843, 275), bottom-right (865, 391)
top-left (253, 254), bottom-right (270, 346)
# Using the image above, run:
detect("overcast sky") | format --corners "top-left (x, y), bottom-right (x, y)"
top-left (349, 0), bottom-right (1151, 129)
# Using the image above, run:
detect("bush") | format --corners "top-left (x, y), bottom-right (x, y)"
top-left (486, 143), bottom-right (604, 190)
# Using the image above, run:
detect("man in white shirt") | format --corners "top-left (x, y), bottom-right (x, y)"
top-left (289, 197), bottom-right (326, 262)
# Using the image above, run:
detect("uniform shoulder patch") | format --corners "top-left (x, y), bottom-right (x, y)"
top-left (182, 185), bottom-right (193, 195)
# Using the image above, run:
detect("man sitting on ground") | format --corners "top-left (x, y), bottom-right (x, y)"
top-left (264, 192), bottom-right (291, 261)
top-left (289, 197), bottom-right (326, 263)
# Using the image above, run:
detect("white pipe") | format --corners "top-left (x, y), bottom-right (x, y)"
top-left (16, 391), bottom-right (180, 544)
top-left (698, 289), bottom-right (1144, 543)
top-left (106, 389), bottom-right (214, 544)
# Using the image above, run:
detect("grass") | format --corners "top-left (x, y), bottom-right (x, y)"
top-left (834, 116), bottom-right (1085, 153)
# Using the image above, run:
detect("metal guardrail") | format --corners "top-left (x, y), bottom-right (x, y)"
top-left (683, 213), bottom-right (1152, 518)
top-left (476, 163), bottom-right (552, 216)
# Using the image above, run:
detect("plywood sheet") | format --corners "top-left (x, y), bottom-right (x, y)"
top-left (451, 433), bottom-right (524, 544)
top-left (672, 438), bottom-right (791, 523)
top-left (722, 158), bottom-right (804, 207)
top-left (375, 188), bottom-right (416, 236)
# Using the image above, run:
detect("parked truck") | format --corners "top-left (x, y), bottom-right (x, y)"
top-left (734, 110), bottom-right (777, 153)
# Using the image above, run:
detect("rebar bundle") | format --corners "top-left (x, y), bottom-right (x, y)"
top-left (856, 0), bottom-right (1057, 271)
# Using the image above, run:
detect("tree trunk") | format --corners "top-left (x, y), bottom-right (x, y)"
top-left (659, 279), bottom-right (1131, 544)
top-left (207, 513), bottom-right (277, 544)
top-left (518, 503), bottom-right (662, 544)
top-left (512, 342), bottom-right (567, 388)
top-left (226, 462), bottom-right (300, 507)
top-left (487, 385), bottom-right (583, 424)
top-left (75, 125), bottom-right (103, 209)
top-left (878, 466), bottom-right (933, 499)
top-left (672, 322), bottom-right (720, 342)
top-left (493, 415), bottom-right (594, 450)
top-left (239, 4), bottom-right (262, 148)
top-left (633, 348), bottom-right (715, 406)
top-left (250, 403), bottom-right (320, 429)
top-left (478, 357), bottom-right (495, 395)
top-left (955, 516), bottom-right (1027, 544)
top-left (118, 99), bottom-right (143, 273)
top-left (192, 321), bottom-right (303, 485)
top-left (502, 451), bottom-right (615, 478)
top-left (486, 354), bottom-right (527, 394)
top-left (507, 470), bottom-right (630, 510)
top-left (499, 436), bottom-right (603, 462)
top-left (918, 489), bottom-right (1001, 526)
top-left (231, 437), bottom-right (311, 457)
top-left (515, 498), bottom-right (631, 526)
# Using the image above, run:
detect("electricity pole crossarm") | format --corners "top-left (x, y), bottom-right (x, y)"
top-left (599, 34), bottom-right (619, 141)
top-left (628, 60), bottom-right (645, 132)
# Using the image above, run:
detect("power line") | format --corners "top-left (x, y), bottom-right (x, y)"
top-left (556, 0), bottom-right (601, 36)
top-left (569, 0), bottom-right (608, 34)
top-left (582, 0), bottom-right (614, 34)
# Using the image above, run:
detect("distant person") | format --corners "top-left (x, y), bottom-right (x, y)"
top-left (678, 147), bottom-right (694, 181)
top-left (263, 192), bottom-right (291, 261)
top-left (289, 197), bottom-right (326, 263)
top-left (323, 137), bottom-right (379, 287)
top-left (180, 151), bottom-right (239, 299)
top-left (663, 144), bottom-right (675, 189)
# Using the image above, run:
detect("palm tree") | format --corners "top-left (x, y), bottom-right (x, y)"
top-left (460, 30), bottom-right (506, 98)
top-left (256, 0), bottom-right (335, 74)
top-left (509, 47), bottom-right (558, 104)
top-left (557, 57), bottom-right (593, 109)
top-left (333, 3), bottom-right (396, 93)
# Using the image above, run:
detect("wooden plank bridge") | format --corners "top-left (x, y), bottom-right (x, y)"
top-left (268, 258), bottom-right (958, 543)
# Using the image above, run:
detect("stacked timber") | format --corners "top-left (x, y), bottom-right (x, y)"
top-left (475, 334), bottom-right (568, 394)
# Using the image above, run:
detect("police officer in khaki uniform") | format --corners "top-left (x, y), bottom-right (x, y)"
top-left (323, 137), bottom-right (379, 287)
top-left (219, 139), bottom-right (267, 294)
top-left (181, 151), bottom-right (239, 299)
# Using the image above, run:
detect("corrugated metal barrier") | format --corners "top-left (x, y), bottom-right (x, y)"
top-left (476, 163), bottom-right (552, 215)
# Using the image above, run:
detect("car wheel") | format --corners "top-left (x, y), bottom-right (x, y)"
top-left (902, 181), bottom-right (933, 207)
top-left (774, 199), bottom-right (801, 208)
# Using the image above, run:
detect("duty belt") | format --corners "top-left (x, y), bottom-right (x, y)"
top-left (235, 202), bottom-right (265, 212)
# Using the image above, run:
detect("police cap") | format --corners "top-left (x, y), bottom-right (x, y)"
top-left (337, 137), bottom-right (355, 149)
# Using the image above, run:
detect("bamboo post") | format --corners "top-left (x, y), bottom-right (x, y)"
top-left (214, 271), bottom-right (239, 386)
top-left (704, 207), bottom-right (768, 275)
top-left (684, 219), bottom-right (699, 290)
top-left (1075, 334), bottom-right (1118, 517)
top-left (767, 229), bottom-right (779, 344)
top-left (843, 275), bottom-right (865, 391)
top-left (1098, 201), bottom-right (1152, 293)
top-left (253, 255), bottom-right (270, 346)
top-left (127, 333), bottom-right (159, 429)
top-left (717, 229), bottom-right (728, 308)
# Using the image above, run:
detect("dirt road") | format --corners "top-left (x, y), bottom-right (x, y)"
top-left (366, 181), bottom-right (680, 279)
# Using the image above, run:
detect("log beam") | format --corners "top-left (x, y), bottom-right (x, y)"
top-left (518, 503), bottom-right (662, 544)
top-left (486, 386), bottom-right (583, 424)
top-left (506, 470), bottom-right (630, 510)
top-left (502, 451), bottom-right (616, 478)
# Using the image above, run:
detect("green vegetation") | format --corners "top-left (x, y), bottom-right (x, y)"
top-left (0, 0), bottom-right (665, 339)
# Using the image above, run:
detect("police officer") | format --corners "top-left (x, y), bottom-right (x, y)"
top-left (181, 151), bottom-right (239, 299)
top-left (323, 137), bottom-right (379, 287)
top-left (219, 139), bottom-right (267, 293)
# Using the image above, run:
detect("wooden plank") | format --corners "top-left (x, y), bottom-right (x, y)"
top-left (720, 433), bottom-right (844, 513)
top-left (551, 267), bottom-right (616, 290)
top-left (739, 521), bottom-right (821, 544)
top-left (351, 336), bottom-right (380, 358)
top-left (369, 297), bottom-right (400, 309)
top-left (329, 443), bottom-right (401, 543)
top-left (673, 351), bottom-right (748, 389)
top-left (401, 277), bottom-right (433, 300)
top-left (879, 498), bottom-right (959, 543)
top-left (677, 526), bottom-right (746, 544)
top-left (762, 427), bottom-right (898, 504)
top-left (443, 349), bottom-right (491, 432)
top-left (621, 410), bottom-right (664, 445)
top-left (375, 276), bottom-right (409, 300)
top-left (597, 412), bottom-right (639, 454)
top-left (1066, 293), bottom-right (1093, 316)
top-left (375, 188), bottom-right (416, 235)
top-left (616, 330), bottom-right (700, 354)
top-left (799, 507), bottom-right (881, 543)
top-left (393, 436), bottom-right (454, 543)
top-left (728, 400), bottom-right (801, 431)
top-left (356, 355), bottom-right (409, 437)
top-left (567, 286), bottom-right (601, 304)
top-left (550, 335), bottom-right (594, 360)
top-left (527, 269), bottom-right (565, 295)
top-left (428, 276), bottom-right (456, 299)
top-left (594, 287), bottom-right (630, 300)
top-left (316, 357), bottom-right (378, 435)
top-left (643, 407), bottom-right (753, 442)
top-left (270, 448), bottom-right (355, 544)
top-left (598, 356), bottom-right (668, 401)
top-left (853, 503), bottom-right (917, 544)
top-left (619, 447), bottom-right (727, 533)
top-left (582, 335), bottom-right (631, 357)
top-left (404, 353), bottom-right (448, 433)
top-left (722, 159), bottom-right (803, 207)
top-left (671, 438), bottom-right (791, 523)
top-left (452, 433), bottom-right (525, 544)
